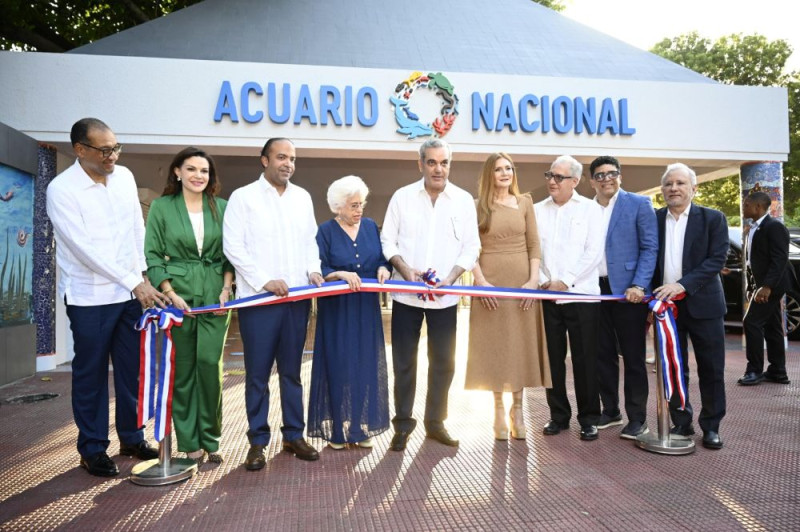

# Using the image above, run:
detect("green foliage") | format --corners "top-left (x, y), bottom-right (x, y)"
top-left (651, 32), bottom-right (800, 223)
top-left (651, 32), bottom-right (792, 86)
top-left (0, 0), bottom-right (203, 51)
top-left (532, 0), bottom-right (568, 12)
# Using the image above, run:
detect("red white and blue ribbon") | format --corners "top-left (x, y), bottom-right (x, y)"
top-left (185, 279), bottom-right (627, 314)
top-left (135, 306), bottom-right (184, 442)
top-left (647, 297), bottom-right (687, 410)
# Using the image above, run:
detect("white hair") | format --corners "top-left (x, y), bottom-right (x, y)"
top-left (551, 155), bottom-right (583, 180)
top-left (662, 163), bottom-right (697, 185)
top-left (326, 175), bottom-right (369, 214)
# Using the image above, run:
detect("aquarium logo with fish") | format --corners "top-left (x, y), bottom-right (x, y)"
top-left (0, 163), bottom-right (33, 327)
top-left (390, 71), bottom-right (459, 140)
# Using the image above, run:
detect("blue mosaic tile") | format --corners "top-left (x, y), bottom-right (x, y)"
top-left (34, 145), bottom-right (56, 354)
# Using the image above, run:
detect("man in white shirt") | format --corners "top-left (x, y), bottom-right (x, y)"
top-left (223, 138), bottom-right (324, 469)
top-left (589, 156), bottom-right (658, 440)
top-left (535, 155), bottom-right (604, 442)
top-left (381, 139), bottom-right (480, 451)
top-left (652, 163), bottom-right (729, 450)
top-left (47, 118), bottom-right (166, 477)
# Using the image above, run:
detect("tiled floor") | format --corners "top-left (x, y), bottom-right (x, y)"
top-left (0, 311), bottom-right (798, 531)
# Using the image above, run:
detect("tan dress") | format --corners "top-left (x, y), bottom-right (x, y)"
top-left (465, 194), bottom-right (551, 391)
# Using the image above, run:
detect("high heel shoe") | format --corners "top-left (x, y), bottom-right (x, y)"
top-left (509, 405), bottom-right (527, 440)
top-left (494, 407), bottom-right (509, 440)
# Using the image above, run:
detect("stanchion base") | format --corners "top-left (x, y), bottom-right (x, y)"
top-left (130, 458), bottom-right (198, 486)
top-left (635, 433), bottom-right (696, 455)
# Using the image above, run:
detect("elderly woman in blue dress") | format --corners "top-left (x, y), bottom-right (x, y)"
top-left (308, 175), bottom-right (391, 449)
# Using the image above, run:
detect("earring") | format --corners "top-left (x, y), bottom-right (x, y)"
top-left (177, 177), bottom-right (181, 181)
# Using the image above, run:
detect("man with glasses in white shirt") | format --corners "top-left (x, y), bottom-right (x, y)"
top-left (47, 117), bottom-right (166, 477)
top-left (381, 138), bottom-right (480, 451)
top-left (223, 138), bottom-right (324, 469)
top-left (652, 162), bottom-right (729, 450)
top-left (535, 155), bottom-right (604, 442)
top-left (588, 156), bottom-right (658, 441)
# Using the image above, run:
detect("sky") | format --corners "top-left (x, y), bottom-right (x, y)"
top-left (562, 0), bottom-right (800, 72)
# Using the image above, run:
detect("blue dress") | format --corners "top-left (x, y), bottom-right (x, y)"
top-left (308, 217), bottom-right (390, 443)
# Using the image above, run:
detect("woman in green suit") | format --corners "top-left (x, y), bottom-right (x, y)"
top-left (145, 147), bottom-right (233, 464)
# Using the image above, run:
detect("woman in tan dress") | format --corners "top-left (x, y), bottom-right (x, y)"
top-left (465, 152), bottom-right (551, 440)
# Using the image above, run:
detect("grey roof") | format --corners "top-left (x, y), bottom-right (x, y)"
top-left (71, 0), bottom-right (713, 83)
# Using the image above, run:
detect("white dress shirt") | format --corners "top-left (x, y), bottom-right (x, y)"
top-left (663, 204), bottom-right (691, 284)
top-left (381, 178), bottom-right (480, 309)
top-left (46, 159), bottom-right (146, 306)
top-left (223, 176), bottom-right (321, 298)
top-left (746, 212), bottom-right (768, 266)
top-left (594, 190), bottom-right (620, 277)
top-left (535, 191), bottom-right (604, 303)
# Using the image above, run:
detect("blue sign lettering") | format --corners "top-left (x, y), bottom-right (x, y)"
top-left (470, 92), bottom-right (634, 136)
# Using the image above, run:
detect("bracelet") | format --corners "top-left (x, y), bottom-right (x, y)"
top-left (222, 286), bottom-right (232, 292)
top-left (163, 288), bottom-right (175, 295)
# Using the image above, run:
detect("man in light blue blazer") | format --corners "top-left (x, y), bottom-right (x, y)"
top-left (589, 156), bottom-right (658, 440)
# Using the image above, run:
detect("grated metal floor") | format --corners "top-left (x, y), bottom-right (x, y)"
top-left (0, 312), bottom-right (798, 531)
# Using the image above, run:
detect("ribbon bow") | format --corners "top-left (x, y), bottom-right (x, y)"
top-left (417, 268), bottom-right (440, 301)
top-left (647, 297), bottom-right (687, 411)
top-left (136, 306), bottom-right (184, 442)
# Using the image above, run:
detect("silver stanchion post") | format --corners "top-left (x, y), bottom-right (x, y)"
top-left (130, 431), bottom-right (197, 486)
top-left (635, 320), bottom-right (695, 455)
top-left (130, 327), bottom-right (198, 485)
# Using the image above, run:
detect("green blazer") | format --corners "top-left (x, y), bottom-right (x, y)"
top-left (145, 194), bottom-right (234, 307)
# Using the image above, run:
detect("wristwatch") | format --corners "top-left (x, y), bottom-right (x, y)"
top-left (630, 285), bottom-right (645, 292)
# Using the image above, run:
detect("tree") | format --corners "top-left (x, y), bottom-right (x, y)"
top-left (532, 0), bottom-right (567, 12)
top-left (0, 0), bottom-right (203, 51)
top-left (651, 32), bottom-right (800, 226)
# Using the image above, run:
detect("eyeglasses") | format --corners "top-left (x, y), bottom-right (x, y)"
top-left (544, 171), bottom-right (573, 183)
top-left (591, 170), bottom-right (621, 181)
top-left (79, 142), bottom-right (122, 158)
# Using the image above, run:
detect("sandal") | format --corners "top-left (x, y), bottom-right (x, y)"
top-left (207, 452), bottom-right (223, 464)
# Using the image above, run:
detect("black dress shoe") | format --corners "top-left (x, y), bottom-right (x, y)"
top-left (737, 372), bottom-right (764, 386)
top-left (702, 431), bottom-right (723, 450)
top-left (245, 444), bottom-right (266, 471)
top-left (120, 440), bottom-right (159, 460)
top-left (282, 438), bottom-right (320, 461)
top-left (763, 372), bottom-right (790, 384)
top-left (80, 452), bottom-right (119, 477)
top-left (579, 425), bottom-right (598, 441)
top-left (426, 428), bottom-right (459, 447)
top-left (543, 420), bottom-right (568, 435)
top-left (390, 430), bottom-right (412, 451)
top-left (669, 424), bottom-right (695, 438)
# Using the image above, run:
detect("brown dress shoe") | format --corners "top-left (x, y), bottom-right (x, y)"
top-left (245, 444), bottom-right (266, 471)
top-left (282, 438), bottom-right (320, 461)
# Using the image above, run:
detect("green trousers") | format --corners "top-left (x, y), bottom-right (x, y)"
top-left (171, 311), bottom-right (231, 453)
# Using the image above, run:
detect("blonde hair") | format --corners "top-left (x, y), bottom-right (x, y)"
top-left (476, 152), bottom-right (520, 233)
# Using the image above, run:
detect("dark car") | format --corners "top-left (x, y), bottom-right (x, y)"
top-left (722, 227), bottom-right (800, 340)
top-left (790, 227), bottom-right (800, 247)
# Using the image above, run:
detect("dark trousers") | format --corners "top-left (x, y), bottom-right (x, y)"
top-left (542, 301), bottom-right (600, 427)
top-left (390, 301), bottom-right (457, 433)
top-left (597, 278), bottom-right (650, 423)
top-left (67, 299), bottom-right (144, 458)
top-left (238, 301), bottom-right (310, 445)
top-left (669, 300), bottom-right (727, 433)
top-left (744, 292), bottom-right (787, 376)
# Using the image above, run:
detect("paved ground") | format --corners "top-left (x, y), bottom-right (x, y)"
top-left (0, 311), bottom-right (798, 531)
